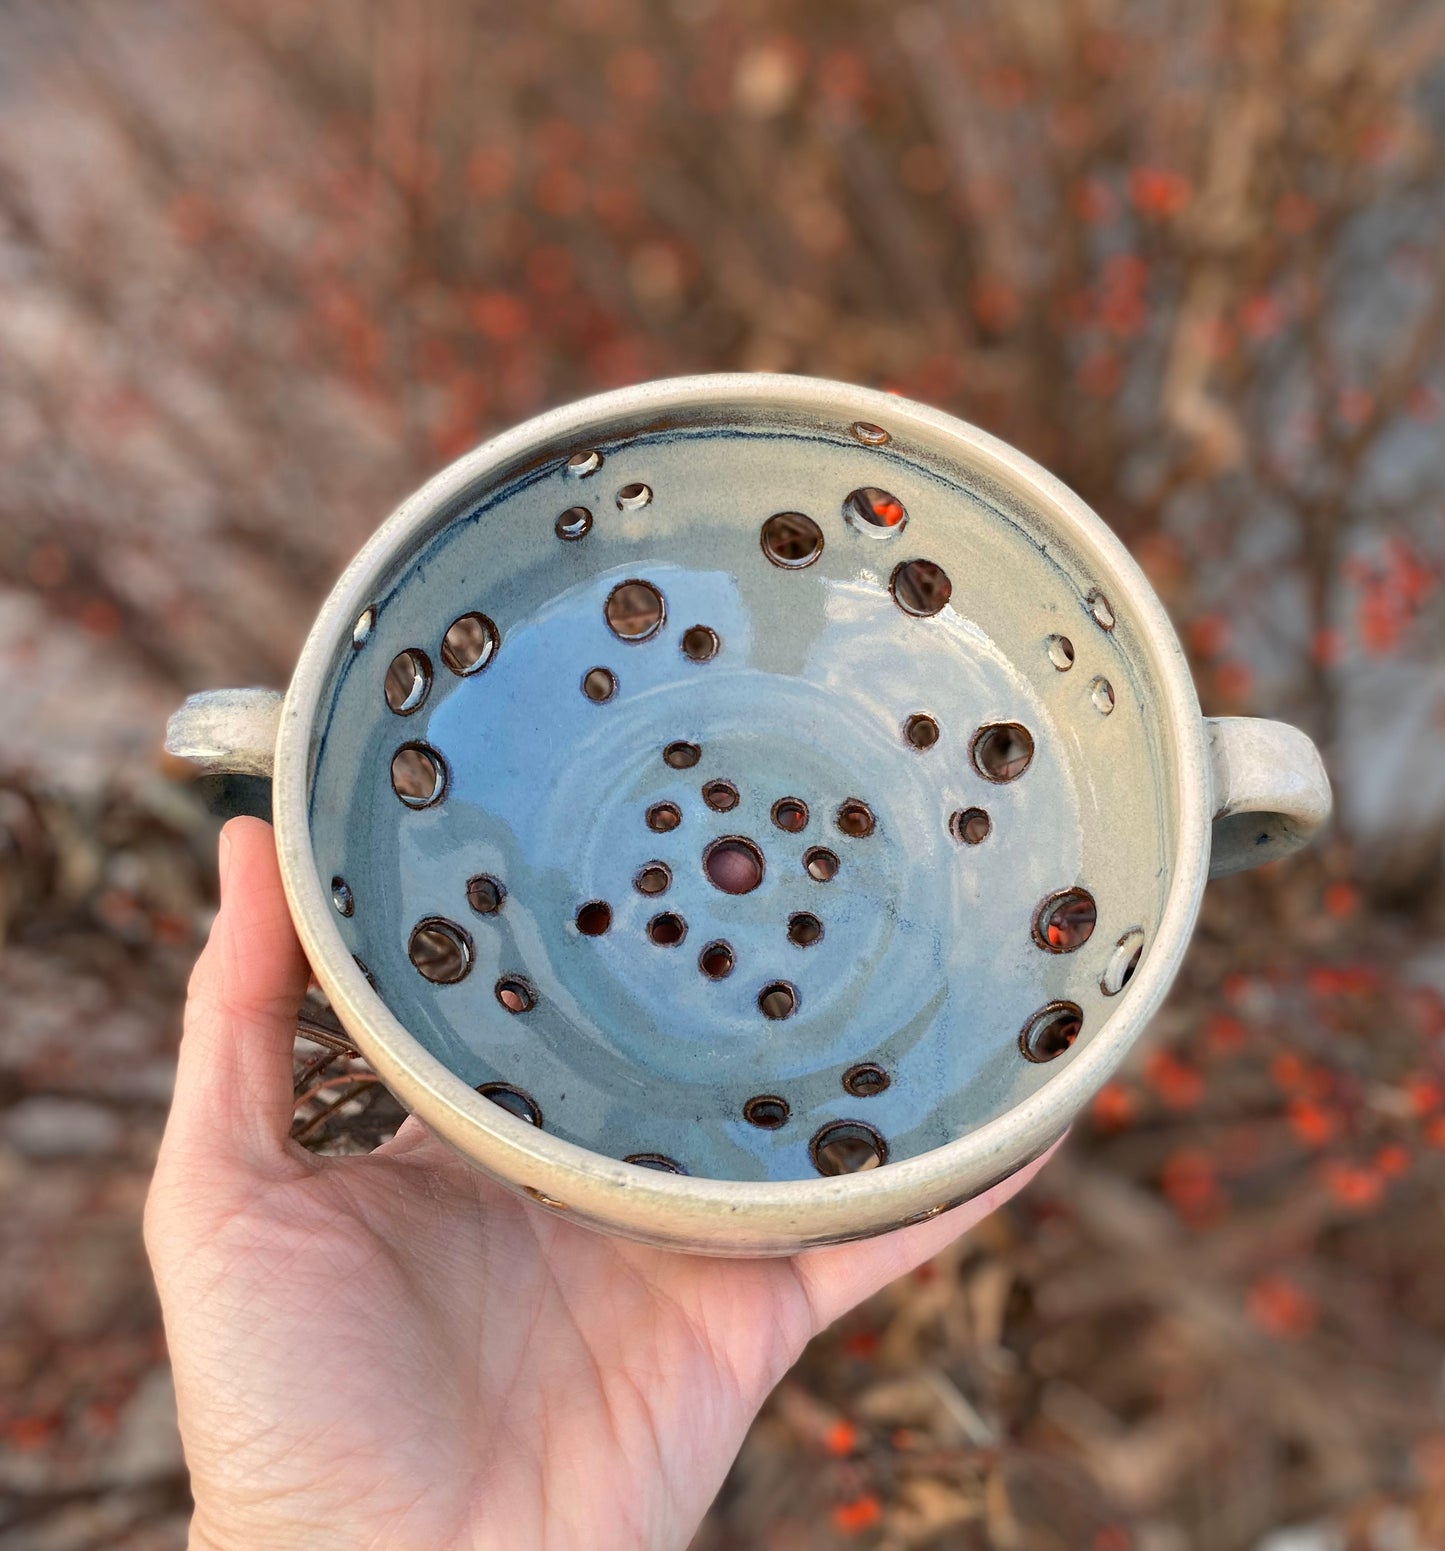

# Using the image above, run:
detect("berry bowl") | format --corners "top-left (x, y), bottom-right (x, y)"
top-left (166, 374), bottom-right (1330, 1254)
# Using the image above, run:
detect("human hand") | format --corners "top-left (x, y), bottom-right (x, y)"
top-left (146, 817), bottom-right (1053, 1551)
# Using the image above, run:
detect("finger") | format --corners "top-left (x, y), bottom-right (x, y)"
top-left (790, 1137), bottom-right (1064, 1332)
top-left (160, 817), bottom-right (310, 1179)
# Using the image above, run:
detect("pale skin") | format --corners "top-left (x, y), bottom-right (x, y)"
top-left (145, 817), bottom-right (1054, 1551)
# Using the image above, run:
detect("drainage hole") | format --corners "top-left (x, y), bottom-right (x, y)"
top-left (699, 940), bottom-right (736, 979)
top-left (1101, 929), bottom-right (1145, 996)
top-left (408, 918), bottom-right (473, 984)
top-left (1048, 634), bottom-right (1075, 671)
top-left (949, 808), bottom-right (991, 845)
top-left (565, 448), bottom-right (602, 477)
top-left (352, 607), bottom-right (376, 647)
top-left (496, 976), bottom-right (537, 1013)
top-left (844, 486), bottom-right (908, 534)
top-left (476, 1082), bottom-right (542, 1126)
top-left (758, 981), bottom-right (798, 1019)
top-left (663, 740), bottom-right (701, 769)
top-left (771, 797), bottom-right (809, 833)
top-left (1020, 1001), bottom-right (1083, 1062)
top-left (761, 511), bottom-right (824, 569)
top-left (331, 877), bottom-right (354, 917)
top-left (384, 648), bottom-right (432, 714)
top-left (634, 862), bottom-right (672, 896)
top-left (1091, 676), bottom-right (1116, 715)
top-left (850, 421), bottom-right (891, 446)
top-left (625, 1153), bottom-right (686, 1173)
top-left (1087, 589), bottom-right (1116, 630)
top-left (787, 912), bottom-right (823, 947)
top-left (576, 900), bottom-right (612, 936)
top-left (440, 613), bottom-right (499, 675)
top-left (605, 579), bottom-right (665, 641)
top-left (391, 743), bottom-right (447, 808)
top-left (1033, 889), bottom-right (1097, 953)
top-left (647, 911), bottom-right (687, 946)
top-left (811, 1120), bottom-right (887, 1175)
top-left (891, 559), bottom-right (952, 617)
top-left (743, 1094), bottom-right (790, 1129)
top-left (971, 722), bottom-right (1034, 782)
top-left (556, 505), bottom-right (592, 540)
top-left (646, 801), bottom-right (682, 833)
top-left (842, 1062), bottom-right (890, 1098)
top-left (836, 799), bottom-right (875, 838)
top-left (582, 666), bottom-right (617, 702)
top-left (703, 779), bottom-right (739, 813)
top-left (703, 836), bottom-right (764, 895)
top-left (804, 846), bottom-right (839, 881)
top-left (681, 625), bottom-right (719, 662)
top-left (466, 874), bottom-right (506, 914)
top-left (616, 482), bottom-right (652, 511)
top-left (904, 713), bottom-right (939, 749)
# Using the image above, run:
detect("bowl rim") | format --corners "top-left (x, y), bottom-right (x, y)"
top-left (273, 372), bottom-right (1210, 1254)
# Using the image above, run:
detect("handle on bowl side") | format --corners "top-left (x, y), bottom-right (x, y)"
top-left (1205, 716), bottom-right (1332, 878)
top-left (165, 688), bottom-right (283, 821)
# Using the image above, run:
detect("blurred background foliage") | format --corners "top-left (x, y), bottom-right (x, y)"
top-left (1, 1), bottom-right (1444, 1548)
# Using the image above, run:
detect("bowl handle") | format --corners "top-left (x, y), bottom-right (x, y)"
top-left (165, 689), bottom-right (282, 821)
top-left (1205, 716), bottom-right (1332, 878)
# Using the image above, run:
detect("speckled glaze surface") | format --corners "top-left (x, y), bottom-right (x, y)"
top-left (167, 374), bottom-right (1331, 1255)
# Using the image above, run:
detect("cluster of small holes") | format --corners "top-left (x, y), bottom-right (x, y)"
top-left (1033, 889), bottom-right (1098, 953)
top-left (365, 437), bottom-right (1142, 1174)
top-left (477, 1083), bottom-right (542, 1127)
top-left (950, 807), bottom-right (991, 845)
top-left (385, 648), bottom-right (431, 714)
top-left (761, 511), bottom-right (823, 569)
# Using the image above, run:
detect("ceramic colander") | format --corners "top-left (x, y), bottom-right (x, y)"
top-left (166, 373), bottom-right (1331, 1255)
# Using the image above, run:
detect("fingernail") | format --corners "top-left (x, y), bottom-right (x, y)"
top-left (218, 827), bottom-right (233, 896)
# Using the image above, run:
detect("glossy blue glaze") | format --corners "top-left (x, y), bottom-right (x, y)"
top-left (307, 419), bottom-right (1172, 1180)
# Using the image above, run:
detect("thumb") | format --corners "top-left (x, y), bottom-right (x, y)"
top-left (158, 816), bottom-right (311, 1182)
